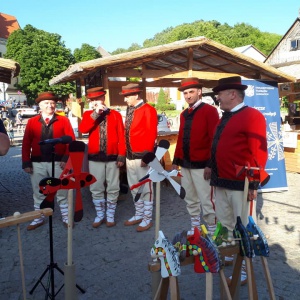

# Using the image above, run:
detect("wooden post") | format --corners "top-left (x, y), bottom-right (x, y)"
top-left (155, 182), bottom-right (161, 239)
top-left (152, 182), bottom-right (162, 299)
top-left (261, 257), bottom-right (276, 300)
top-left (17, 224), bottom-right (26, 300)
top-left (0, 209), bottom-right (53, 299)
top-left (67, 189), bottom-right (74, 266)
top-left (64, 189), bottom-right (78, 300)
top-left (206, 272), bottom-right (213, 300)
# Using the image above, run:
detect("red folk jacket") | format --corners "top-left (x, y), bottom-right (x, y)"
top-left (125, 103), bottom-right (157, 159)
top-left (79, 109), bottom-right (126, 162)
top-left (22, 114), bottom-right (75, 169)
top-left (210, 106), bottom-right (268, 191)
top-left (173, 103), bottom-right (219, 169)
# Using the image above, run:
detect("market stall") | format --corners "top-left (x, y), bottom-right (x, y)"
top-left (0, 57), bottom-right (20, 84)
top-left (49, 36), bottom-right (297, 177)
top-left (279, 81), bottom-right (300, 172)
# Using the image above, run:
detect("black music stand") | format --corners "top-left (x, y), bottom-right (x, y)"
top-left (29, 142), bottom-right (85, 299)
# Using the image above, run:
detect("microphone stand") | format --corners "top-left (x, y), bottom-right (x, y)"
top-left (29, 144), bottom-right (85, 299)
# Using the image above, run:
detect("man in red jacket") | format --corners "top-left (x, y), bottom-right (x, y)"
top-left (22, 91), bottom-right (75, 230)
top-left (79, 87), bottom-right (126, 228)
top-left (172, 77), bottom-right (219, 236)
top-left (211, 76), bottom-right (269, 285)
top-left (120, 83), bottom-right (157, 232)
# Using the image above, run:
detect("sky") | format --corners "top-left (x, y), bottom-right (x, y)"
top-left (1, 0), bottom-right (300, 53)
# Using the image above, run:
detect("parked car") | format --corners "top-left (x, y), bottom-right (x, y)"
top-left (11, 105), bottom-right (39, 117)
top-left (157, 113), bottom-right (171, 132)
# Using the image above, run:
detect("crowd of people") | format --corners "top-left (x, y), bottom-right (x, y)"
top-left (0, 76), bottom-right (269, 288)
top-left (0, 105), bottom-right (27, 147)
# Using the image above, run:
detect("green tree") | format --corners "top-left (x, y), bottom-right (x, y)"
top-left (5, 24), bottom-right (75, 104)
top-left (114, 20), bottom-right (282, 56)
top-left (111, 43), bottom-right (142, 55)
top-left (143, 27), bottom-right (174, 48)
top-left (111, 47), bottom-right (128, 55)
top-left (73, 43), bottom-right (101, 62)
top-left (156, 88), bottom-right (169, 111)
top-left (127, 43), bottom-right (142, 52)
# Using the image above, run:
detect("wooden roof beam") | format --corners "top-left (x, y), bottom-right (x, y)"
top-left (151, 70), bottom-right (238, 82)
top-left (199, 45), bottom-right (269, 77)
top-left (174, 50), bottom-right (233, 73)
top-left (145, 59), bottom-right (186, 71)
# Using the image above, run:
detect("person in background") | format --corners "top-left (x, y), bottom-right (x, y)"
top-left (22, 91), bottom-right (75, 230)
top-left (15, 110), bottom-right (23, 134)
top-left (0, 119), bottom-right (10, 155)
top-left (210, 76), bottom-right (268, 286)
top-left (79, 87), bottom-right (126, 228)
top-left (120, 83), bottom-right (157, 232)
top-left (3, 118), bottom-right (14, 146)
top-left (172, 77), bottom-right (219, 236)
top-left (0, 107), bottom-right (9, 121)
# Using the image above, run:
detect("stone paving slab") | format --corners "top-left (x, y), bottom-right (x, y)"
top-left (0, 145), bottom-right (299, 299)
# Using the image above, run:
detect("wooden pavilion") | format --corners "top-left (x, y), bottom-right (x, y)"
top-left (49, 36), bottom-right (296, 106)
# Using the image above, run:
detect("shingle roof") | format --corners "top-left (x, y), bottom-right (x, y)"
top-left (0, 12), bottom-right (20, 39)
top-left (0, 57), bottom-right (20, 83)
top-left (50, 36), bottom-right (296, 87)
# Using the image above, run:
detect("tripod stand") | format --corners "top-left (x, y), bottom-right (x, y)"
top-left (29, 145), bottom-right (85, 299)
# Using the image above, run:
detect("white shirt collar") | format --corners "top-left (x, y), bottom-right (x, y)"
top-left (42, 114), bottom-right (54, 120)
top-left (190, 99), bottom-right (202, 110)
top-left (231, 102), bottom-right (245, 112)
top-left (135, 100), bottom-right (144, 107)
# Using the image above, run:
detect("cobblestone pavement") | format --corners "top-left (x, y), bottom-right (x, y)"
top-left (0, 145), bottom-right (299, 300)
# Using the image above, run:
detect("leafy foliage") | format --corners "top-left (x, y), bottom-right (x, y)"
top-left (73, 43), bottom-right (101, 62)
top-left (112, 43), bottom-right (142, 55)
top-left (113, 20), bottom-right (281, 56)
top-left (156, 88), bottom-right (169, 107)
top-left (156, 88), bottom-right (175, 111)
top-left (281, 96), bottom-right (289, 108)
top-left (5, 25), bottom-right (75, 104)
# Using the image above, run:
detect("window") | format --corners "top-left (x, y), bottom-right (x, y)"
top-left (290, 39), bottom-right (300, 51)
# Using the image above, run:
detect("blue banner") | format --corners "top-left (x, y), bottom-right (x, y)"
top-left (242, 79), bottom-right (288, 191)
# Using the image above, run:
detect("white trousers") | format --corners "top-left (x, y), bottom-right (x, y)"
top-left (215, 187), bottom-right (257, 237)
top-left (181, 167), bottom-right (215, 224)
top-left (126, 158), bottom-right (153, 202)
top-left (89, 160), bottom-right (120, 202)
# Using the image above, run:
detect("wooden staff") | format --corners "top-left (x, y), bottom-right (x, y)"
top-left (67, 189), bottom-right (74, 266)
top-left (65, 188), bottom-right (78, 300)
top-left (17, 224), bottom-right (26, 300)
top-left (155, 182), bottom-right (161, 240)
top-left (152, 181), bottom-right (162, 299)
top-left (0, 208), bottom-right (53, 228)
top-left (0, 208), bottom-right (53, 300)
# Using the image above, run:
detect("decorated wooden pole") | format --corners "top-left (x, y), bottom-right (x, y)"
top-left (62, 141), bottom-right (95, 299)
top-left (38, 141), bottom-right (95, 299)
top-left (133, 140), bottom-right (186, 299)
